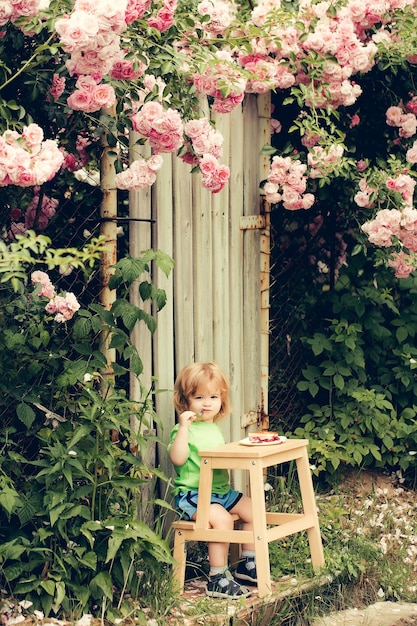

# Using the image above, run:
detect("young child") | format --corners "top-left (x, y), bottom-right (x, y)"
top-left (168, 362), bottom-right (257, 599)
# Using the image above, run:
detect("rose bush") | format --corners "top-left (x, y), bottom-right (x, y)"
top-left (2, 0), bottom-right (417, 258)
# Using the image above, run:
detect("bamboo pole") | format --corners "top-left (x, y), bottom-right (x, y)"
top-left (258, 93), bottom-right (272, 428)
top-left (99, 105), bottom-right (118, 394)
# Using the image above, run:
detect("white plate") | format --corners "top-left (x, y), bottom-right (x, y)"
top-left (239, 436), bottom-right (287, 446)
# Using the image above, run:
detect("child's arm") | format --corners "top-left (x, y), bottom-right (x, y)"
top-left (169, 410), bottom-right (196, 466)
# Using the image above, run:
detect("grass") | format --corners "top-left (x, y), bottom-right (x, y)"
top-left (263, 464), bottom-right (417, 623)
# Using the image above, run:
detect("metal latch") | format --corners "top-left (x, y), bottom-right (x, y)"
top-left (241, 405), bottom-right (269, 429)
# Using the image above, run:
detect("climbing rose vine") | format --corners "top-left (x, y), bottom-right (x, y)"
top-left (2, 0), bottom-right (417, 273)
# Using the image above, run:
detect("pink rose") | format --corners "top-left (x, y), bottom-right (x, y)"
top-left (45, 292), bottom-right (80, 323)
top-left (125, 0), bottom-right (152, 22)
top-left (23, 123), bottom-right (44, 148)
top-left (10, 167), bottom-right (37, 187)
top-left (388, 252), bottom-right (414, 279)
top-left (356, 160), bottom-right (368, 172)
top-left (49, 73), bottom-right (66, 100)
top-left (93, 82), bottom-right (116, 108)
top-left (32, 271), bottom-right (56, 299)
top-left (67, 89), bottom-right (96, 112)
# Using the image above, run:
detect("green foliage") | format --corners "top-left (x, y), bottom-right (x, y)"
top-left (0, 240), bottom-right (176, 620)
top-left (0, 232), bottom-right (106, 289)
top-left (294, 254), bottom-right (417, 478)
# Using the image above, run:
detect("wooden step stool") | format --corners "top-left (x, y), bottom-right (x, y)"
top-left (171, 438), bottom-right (325, 598)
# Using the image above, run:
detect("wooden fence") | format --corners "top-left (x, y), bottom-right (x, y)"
top-left (126, 93), bottom-right (271, 490)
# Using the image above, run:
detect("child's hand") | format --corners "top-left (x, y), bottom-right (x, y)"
top-left (178, 410), bottom-right (199, 428)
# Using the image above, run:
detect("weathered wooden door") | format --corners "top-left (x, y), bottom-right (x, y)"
top-left (129, 93), bottom-right (271, 491)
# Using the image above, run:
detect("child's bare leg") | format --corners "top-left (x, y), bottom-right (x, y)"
top-left (204, 504), bottom-right (250, 598)
top-left (230, 495), bottom-right (258, 584)
top-left (206, 503), bottom-right (234, 568)
top-left (208, 541), bottom-right (229, 568)
top-left (230, 495), bottom-right (255, 551)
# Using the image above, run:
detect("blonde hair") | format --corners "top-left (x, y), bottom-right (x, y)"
top-left (173, 362), bottom-right (230, 421)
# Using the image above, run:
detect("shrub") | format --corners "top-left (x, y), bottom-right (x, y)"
top-left (0, 234), bottom-right (176, 621)
top-left (294, 253), bottom-right (417, 479)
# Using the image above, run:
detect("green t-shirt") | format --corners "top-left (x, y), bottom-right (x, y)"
top-left (168, 420), bottom-right (230, 496)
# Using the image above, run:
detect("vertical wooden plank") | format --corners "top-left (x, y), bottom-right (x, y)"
top-left (193, 99), bottom-right (214, 364)
top-left (129, 136), bottom-right (152, 399)
top-left (192, 178), bottom-right (214, 362)
top-left (227, 102), bottom-right (245, 489)
top-left (211, 110), bottom-right (231, 440)
top-left (242, 95), bottom-right (261, 428)
top-left (128, 136), bottom-right (154, 522)
top-left (258, 93), bottom-right (272, 421)
top-left (172, 156), bottom-right (195, 370)
top-left (228, 103), bottom-right (245, 443)
top-left (153, 154), bottom-right (175, 479)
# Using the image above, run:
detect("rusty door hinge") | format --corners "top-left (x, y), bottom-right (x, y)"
top-left (240, 215), bottom-right (266, 230)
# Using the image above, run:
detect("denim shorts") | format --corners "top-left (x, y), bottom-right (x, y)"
top-left (175, 488), bottom-right (243, 521)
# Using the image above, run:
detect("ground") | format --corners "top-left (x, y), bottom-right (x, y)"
top-left (1, 468), bottom-right (416, 626)
top-left (312, 602), bottom-right (417, 626)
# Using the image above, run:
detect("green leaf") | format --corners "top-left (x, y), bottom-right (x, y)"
top-left (106, 534), bottom-right (124, 564)
top-left (311, 334), bottom-right (332, 356)
top-left (80, 551), bottom-right (97, 571)
top-left (121, 302), bottom-right (141, 331)
top-left (41, 579), bottom-right (55, 596)
top-left (73, 316), bottom-right (92, 339)
top-left (154, 288), bottom-right (167, 311)
top-left (59, 504), bottom-right (91, 521)
top-left (130, 352), bottom-right (143, 375)
top-left (0, 485), bottom-right (21, 515)
top-left (261, 145), bottom-right (277, 155)
top-left (50, 503), bottom-right (69, 526)
top-left (308, 382), bottom-right (319, 397)
top-left (67, 424), bottom-right (92, 449)
top-left (90, 571), bottom-right (113, 600)
top-left (55, 581), bottom-right (66, 606)
top-left (139, 280), bottom-right (152, 301)
top-left (301, 366), bottom-right (321, 381)
top-left (3, 563), bottom-right (25, 582)
top-left (16, 403), bottom-right (35, 429)
top-left (382, 434), bottom-right (394, 449)
top-left (353, 449), bottom-right (363, 464)
top-left (63, 465), bottom-right (73, 489)
top-left (115, 256), bottom-right (147, 284)
top-left (113, 362), bottom-right (127, 375)
top-left (0, 539), bottom-right (28, 560)
top-left (396, 326), bottom-right (408, 343)
top-left (109, 329), bottom-right (129, 349)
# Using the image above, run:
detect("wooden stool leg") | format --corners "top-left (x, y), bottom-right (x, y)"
top-left (249, 464), bottom-right (272, 598)
top-left (296, 448), bottom-right (325, 570)
top-left (172, 529), bottom-right (187, 593)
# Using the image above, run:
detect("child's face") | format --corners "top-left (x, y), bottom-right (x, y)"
top-left (188, 381), bottom-right (222, 422)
